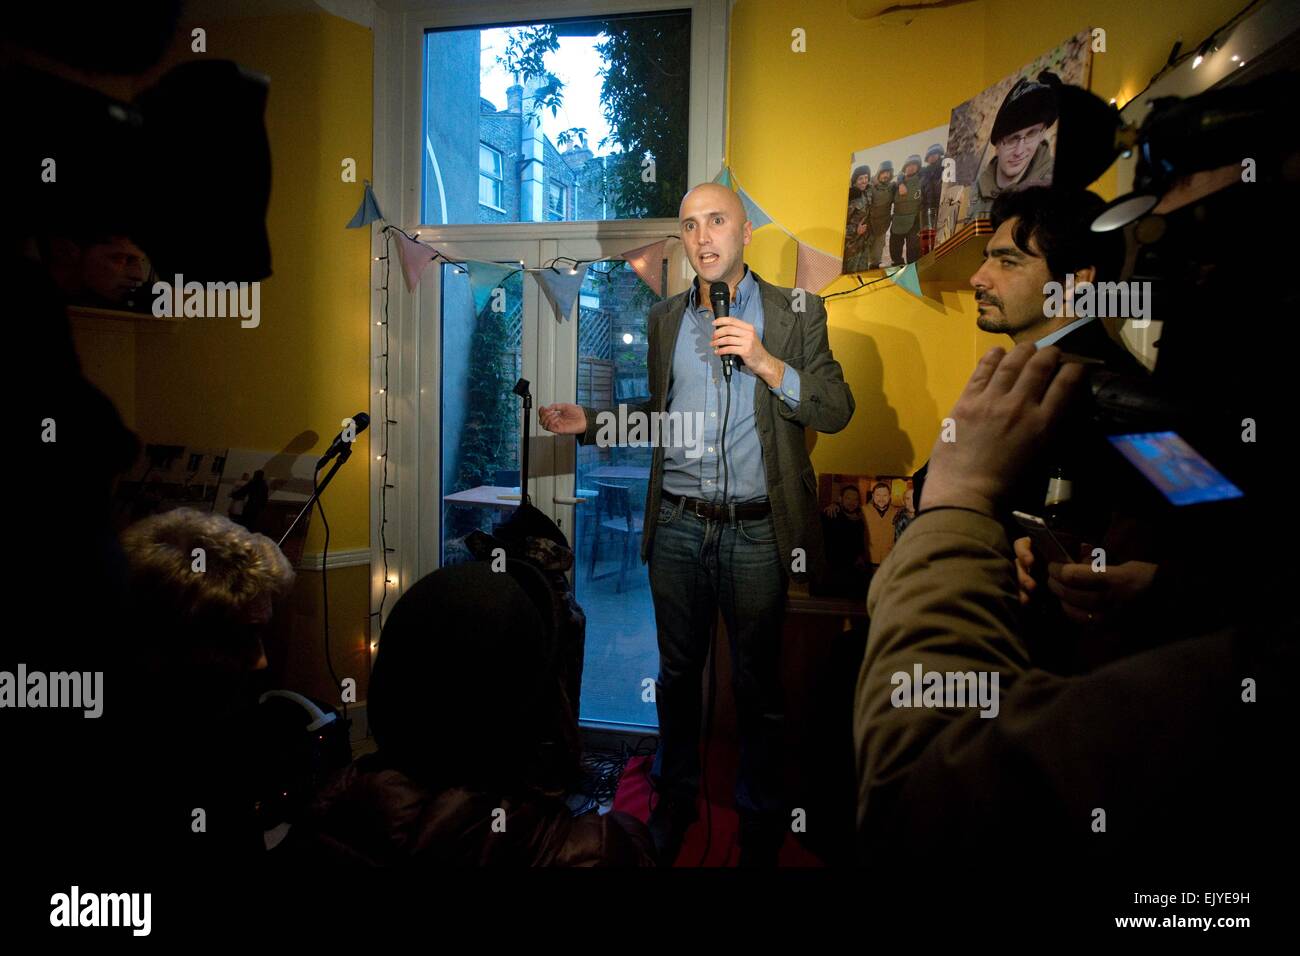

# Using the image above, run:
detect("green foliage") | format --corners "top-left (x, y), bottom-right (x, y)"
top-left (496, 25), bottom-right (562, 111)
top-left (594, 15), bottom-right (690, 219)
top-left (494, 15), bottom-right (690, 220)
top-left (447, 298), bottom-right (518, 538)
top-left (556, 127), bottom-right (588, 149)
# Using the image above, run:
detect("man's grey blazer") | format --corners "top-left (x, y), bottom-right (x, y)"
top-left (579, 270), bottom-right (855, 585)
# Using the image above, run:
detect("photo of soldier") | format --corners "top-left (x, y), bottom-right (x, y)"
top-left (966, 73), bottom-right (1059, 220)
top-left (842, 164), bottom-right (874, 274)
top-left (889, 154), bottom-right (924, 265)
top-left (843, 124), bottom-right (948, 272)
top-left (945, 31), bottom-right (1092, 225)
top-left (865, 161), bottom-right (896, 269)
top-left (918, 143), bottom-right (945, 255)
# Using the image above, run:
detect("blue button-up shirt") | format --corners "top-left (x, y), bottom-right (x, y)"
top-left (660, 267), bottom-right (802, 502)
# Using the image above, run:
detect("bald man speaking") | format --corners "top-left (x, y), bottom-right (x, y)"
top-left (540, 184), bottom-right (854, 866)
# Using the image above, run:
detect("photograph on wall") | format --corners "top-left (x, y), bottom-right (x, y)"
top-left (112, 444), bottom-right (229, 527)
top-left (53, 233), bottom-right (159, 314)
top-left (946, 29), bottom-right (1094, 225)
top-left (843, 124), bottom-right (950, 274)
top-left (213, 449), bottom-right (321, 565)
top-left (817, 473), bottom-right (916, 599)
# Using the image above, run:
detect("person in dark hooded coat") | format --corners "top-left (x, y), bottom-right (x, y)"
top-left (285, 559), bottom-right (656, 866)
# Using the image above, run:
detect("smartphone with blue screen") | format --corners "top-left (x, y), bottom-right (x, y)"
top-left (1107, 431), bottom-right (1244, 506)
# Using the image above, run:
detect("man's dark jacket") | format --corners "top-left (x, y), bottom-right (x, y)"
top-left (578, 270), bottom-right (855, 585)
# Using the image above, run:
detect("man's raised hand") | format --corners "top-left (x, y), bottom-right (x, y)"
top-left (539, 403), bottom-right (588, 435)
top-left (920, 344), bottom-right (1086, 516)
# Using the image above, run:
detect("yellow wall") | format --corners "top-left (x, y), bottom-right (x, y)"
top-left (135, 11), bottom-right (374, 555)
top-left (727, 0), bottom-right (1243, 476)
top-left (106, 11), bottom-right (376, 705)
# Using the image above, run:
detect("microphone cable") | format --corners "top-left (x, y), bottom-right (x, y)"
top-left (313, 465), bottom-right (346, 726)
top-left (694, 348), bottom-right (733, 867)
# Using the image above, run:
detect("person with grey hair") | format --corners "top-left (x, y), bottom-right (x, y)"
top-left (119, 507), bottom-right (297, 870)
top-left (122, 507), bottom-right (296, 675)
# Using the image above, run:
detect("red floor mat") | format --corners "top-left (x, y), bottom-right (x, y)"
top-left (611, 755), bottom-right (823, 867)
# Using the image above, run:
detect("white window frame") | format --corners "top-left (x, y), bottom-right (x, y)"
top-left (369, 0), bottom-right (728, 623)
top-left (546, 181), bottom-right (566, 221)
top-left (478, 142), bottom-right (505, 211)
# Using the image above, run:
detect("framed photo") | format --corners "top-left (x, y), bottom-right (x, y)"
top-left (214, 450), bottom-right (321, 566)
top-left (113, 443), bottom-right (319, 566)
top-left (843, 124), bottom-right (950, 273)
top-left (817, 473), bottom-right (916, 598)
top-left (51, 233), bottom-right (159, 314)
top-left (112, 444), bottom-right (229, 528)
top-left (946, 30), bottom-right (1094, 225)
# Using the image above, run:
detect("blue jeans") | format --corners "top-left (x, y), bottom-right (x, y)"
top-left (648, 495), bottom-right (787, 829)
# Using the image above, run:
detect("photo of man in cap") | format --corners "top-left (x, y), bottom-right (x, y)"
top-left (865, 161), bottom-right (896, 269)
top-left (967, 72), bottom-right (1059, 220)
top-left (889, 154), bottom-right (924, 265)
top-left (843, 165), bottom-right (874, 273)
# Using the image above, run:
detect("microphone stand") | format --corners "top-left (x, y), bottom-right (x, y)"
top-left (513, 378), bottom-right (532, 506)
top-left (278, 446), bottom-right (353, 549)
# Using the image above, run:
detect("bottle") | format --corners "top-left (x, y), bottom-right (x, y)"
top-left (1042, 466), bottom-right (1080, 559)
top-left (1043, 466), bottom-right (1072, 518)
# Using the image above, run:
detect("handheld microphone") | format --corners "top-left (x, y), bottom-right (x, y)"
top-left (317, 412), bottom-right (370, 469)
top-left (709, 280), bottom-right (739, 381)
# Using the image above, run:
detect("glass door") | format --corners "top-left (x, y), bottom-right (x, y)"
top-left (550, 233), bottom-right (686, 730)
top-left (420, 230), bottom-right (684, 731)
top-left (424, 238), bottom-right (546, 570)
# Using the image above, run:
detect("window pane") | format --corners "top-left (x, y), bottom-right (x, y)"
top-left (440, 263), bottom-right (525, 566)
top-left (422, 11), bottom-right (691, 224)
top-left (572, 259), bottom-right (664, 728)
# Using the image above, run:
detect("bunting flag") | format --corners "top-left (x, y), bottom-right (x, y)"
top-left (534, 264), bottom-right (590, 321)
top-left (736, 184), bottom-right (774, 229)
top-left (369, 171), bottom-right (939, 305)
top-left (465, 261), bottom-right (520, 315)
top-left (795, 241), bottom-right (844, 294)
top-left (888, 262), bottom-right (923, 298)
top-left (346, 180), bottom-right (385, 228)
top-left (622, 239), bottom-right (669, 298)
top-left (393, 230), bottom-right (438, 292)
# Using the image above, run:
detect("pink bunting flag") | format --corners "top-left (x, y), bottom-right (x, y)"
top-left (622, 239), bottom-right (669, 297)
top-left (393, 230), bottom-right (437, 292)
top-left (795, 241), bottom-right (844, 294)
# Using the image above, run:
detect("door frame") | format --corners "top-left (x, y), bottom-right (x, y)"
top-left (401, 221), bottom-right (685, 596)
top-left (369, 0), bottom-right (728, 626)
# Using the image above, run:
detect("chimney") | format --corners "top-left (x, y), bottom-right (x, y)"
top-left (506, 84), bottom-right (523, 113)
top-left (562, 146), bottom-right (593, 170)
top-left (518, 78), bottom-right (545, 221)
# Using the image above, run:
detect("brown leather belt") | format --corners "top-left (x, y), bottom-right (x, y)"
top-left (662, 491), bottom-right (771, 521)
